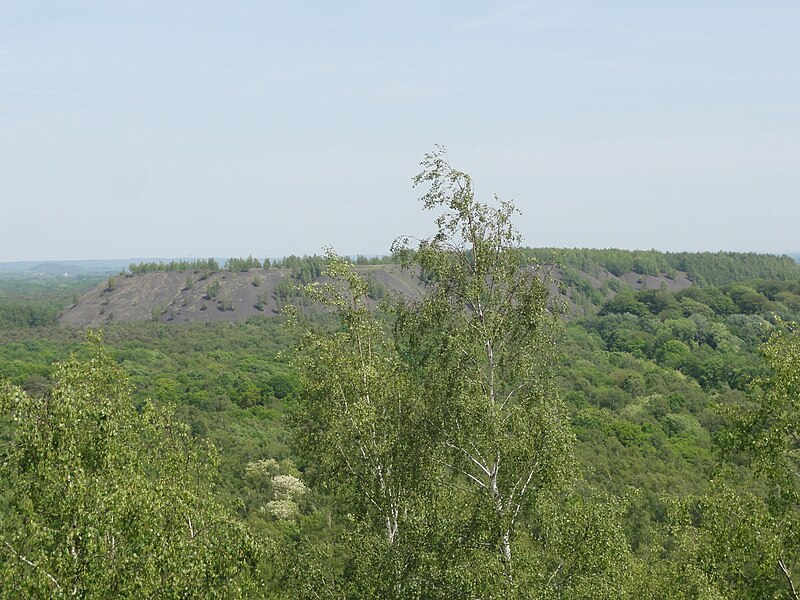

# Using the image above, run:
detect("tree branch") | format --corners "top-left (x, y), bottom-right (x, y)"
top-left (444, 441), bottom-right (491, 477)
top-left (779, 558), bottom-right (799, 600)
top-left (546, 559), bottom-right (564, 589)
top-left (3, 540), bottom-right (62, 592)
top-left (441, 460), bottom-right (488, 489)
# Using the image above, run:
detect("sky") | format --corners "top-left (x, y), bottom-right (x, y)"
top-left (2, 1), bottom-right (799, 262)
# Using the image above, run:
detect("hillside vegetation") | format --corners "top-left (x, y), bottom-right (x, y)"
top-left (57, 247), bottom-right (799, 329)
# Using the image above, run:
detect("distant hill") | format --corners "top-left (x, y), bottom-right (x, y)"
top-left (61, 262), bottom-right (687, 328)
top-left (58, 249), bottom-right (800, 328)
top-left (30, 262), bottom-right (87, 277)
top-left (0, 259), bottom-right (173, 277)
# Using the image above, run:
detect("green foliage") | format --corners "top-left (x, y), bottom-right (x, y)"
top-left (0, 276), bottom-right (101, 330)
top-left (128, 258), bottom-right (220, 274)
top-left (586, 279), bottom-right (799, 392)
top-left (0, 337), bottom-right (262, 597)
top-left (599, 290), bottom-right (650, 317)
top-left (206, 280), bottom-right (221, 299)
top-left (0, 318), bottom-right (299, 507)
top-left (669, 252), bottom-right (800, 285)
top-left (363, 273), bottom-right (388, 300)
top-left (225, 256), bottom-right (262, 272)
top-left (660, 476), bottom-right (796, 598)
top-left (289, 149), bottom-right (621, 597)
top-left (218, 295), bottom-right (234, 311)
top-left (636, 325), bottom-right (800, 598)
top-left (525, 248), bottom-right (800, 284)
top-left (274, 277), bottom-right (299, 304)
top-left (524, 489), bottom-right (637, 598)
top-left (255, 291), bottom-right (268, 311)
top-left (354, 254), bottom-right (394, 265)
top-left (266, 373), bottom-right (297, 399)
top-left (0, 302), bottom-right (60, 329)
top-left (150, 304), bottom-right (164, 322)
top-left (390, 147), bottom-right (576, 591)
top-left (292, 252), bottom-right (431, 595)
top-left (524, 247), bottom-right (672, 277)
top-left (561, 266), bottom-right (607, 306)
top-left (273, 255), bottom-right (327, 284)
top-left (723, 325), bottom-right (800, 518)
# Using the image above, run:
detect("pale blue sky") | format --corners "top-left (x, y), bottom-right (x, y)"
top-left (2, 1), bottom-right (798, 261)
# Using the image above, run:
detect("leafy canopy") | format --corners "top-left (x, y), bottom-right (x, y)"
top-left (0, 334), bottom-right (262, 598)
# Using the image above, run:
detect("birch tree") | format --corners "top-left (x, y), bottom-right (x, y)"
top-left (290, 150), bottom-right (631, 598)
top-left (291, 254), bottom-right (432, 597)
top-left (391, 147), bottom-right (574, 594)
top-left (0, 336), bottom-right (262, 598)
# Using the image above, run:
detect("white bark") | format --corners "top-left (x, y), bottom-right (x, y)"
top-left (779, 559), bottom-right (799, 600)
top-left (3, 540), bottom-right (62, 591)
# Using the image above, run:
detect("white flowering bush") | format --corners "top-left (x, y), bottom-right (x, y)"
top-left (271, 473), bottom-right (307, 500)
top-left (244, 459), bottom-right (307, 520)
top-left (265, 499), bottom-right (300, 520)
top-left (244, 458), bottom-right (280, 478)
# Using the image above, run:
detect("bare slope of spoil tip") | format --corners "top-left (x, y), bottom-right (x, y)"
top-left (60, 266), bottom-right (424, 328)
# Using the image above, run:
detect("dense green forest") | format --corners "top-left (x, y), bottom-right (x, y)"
top-left (0, 276), bottom-right (102, 330)
top-left (525, 247), bottom-right (800, 284)
top-left (2, 153), bottom-right (800, 597)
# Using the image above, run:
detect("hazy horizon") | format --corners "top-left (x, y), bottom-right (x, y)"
top-left (3, 248), bottom-right (800, 268)
top-left (4, 2), bottom-right (799, 262)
